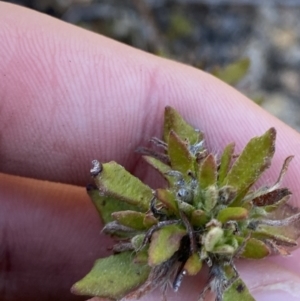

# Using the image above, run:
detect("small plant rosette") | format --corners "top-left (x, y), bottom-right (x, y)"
top-left (71, 106), bottom-right (300, 301)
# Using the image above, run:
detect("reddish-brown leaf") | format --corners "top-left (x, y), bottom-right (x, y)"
top-left (252, 188), bottom-right (291, 206)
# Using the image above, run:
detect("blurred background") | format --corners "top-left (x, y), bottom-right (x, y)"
top-left (4, 0), bottom-right (300, 131)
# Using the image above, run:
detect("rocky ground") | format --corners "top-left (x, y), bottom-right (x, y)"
top-left (4, 0), bottom-right (300, 131)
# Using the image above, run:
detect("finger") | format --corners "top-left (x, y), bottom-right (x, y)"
top-left (1, 3), bottom-right (300, 203)
top-left (0, 172), bottom-right (112, 301)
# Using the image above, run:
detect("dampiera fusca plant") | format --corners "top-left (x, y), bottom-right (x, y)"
top-left (72, 106), bottom-right (300, 301)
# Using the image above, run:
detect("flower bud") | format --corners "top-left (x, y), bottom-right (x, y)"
top-left (204, 227), bottom-right (224, 252)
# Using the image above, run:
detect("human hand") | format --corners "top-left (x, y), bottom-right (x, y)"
top-left (1, 3), bottom-right (300, 301)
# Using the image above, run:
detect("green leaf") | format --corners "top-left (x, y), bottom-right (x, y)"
top-left (212, 58), bottom-right (250, 86)
top-left (223, 277), bottom-right (256, 301)
top-left (178, 201), bottom-right (195, 217)
top-left (222, 128), bottom-right (276, 205)
top-left (94, 162), bottom-right (153, 211)
top-left (236, 237), bottom-right (270, 259)
top-left (191, 209), bottom-right (208, 227)
top-left (71, 252), bottom-right (150, 299)
top-left (111, 211), bottom-right (147, 230)
top-left (143, 213), bottom-right (158, 228)
top-left (156, 188), bottom-right (178, 214)
top-left (204, 185), bottom-right (218, 212)
top-left (184, 253), bottom-right (202, 276)
top-left (213, 244), bottom-right (235, 255)
top-left (133, 249), bottom-right (149, 264)
top-left (143, 156), bottom-right (174, 185)
top-left (148, 224), bottom-right (186, 266)
top-left (163, 106), bottom-right (202, 144)
top-left (168, 130), bottom-right (194, 174)
top-left (252, 227), bottom-right (297, 247)
top-left (198, 154), bottom-right (217, 189)
top-left (131, 234), bottom-right (146, 250)
top-left (218, 142), bottom-right (235, 184)
top-left (87, 187), bottom-right (138, 225)
top-left (217, 207), bottom-right (248, 224)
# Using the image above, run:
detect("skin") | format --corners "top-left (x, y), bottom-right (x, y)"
top-left (0, 3), bottom-right (300, 301)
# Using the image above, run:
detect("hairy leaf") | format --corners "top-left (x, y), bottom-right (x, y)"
top-left (142, 156), bottom-right (174, 185)
top-left (87, 186), bottom-right (138, 225)
top-left (143, 213), bottom-right (158, 228)
top-left (217, 207), bottom-right (248, 224)
top-left (163, 106), bottom-right (202, 144)
top-left (236, 237), bottom-right (270, 259)
top-left (168, 130), bottom-right (194, 174)
top-left (184, 253), bottom-right (202, 276)
top-left (218, 142), bottom-right (235, 184)
top-left (131, 234), bottom-right (146, 250)
top-left (111, 211), bottom-right (147, 231)
top-left (191, 209), bottom-right (208, 227)
top-left (198, 154), bottom-right (217, 189)
top-left (71, 252), bottom-right (150, 299)
top-left (148, 224), bottom-right (186, 266)
top-left (204, 185), bottom-right (218, 212)
top-left (156, 188), bottom-right (178, 214)
top-left (223, 128), bottom-right (276, 205)
top-left (223, 277), bottom-right (255, 301)
top-left (94, 162), bottom-right (153, 211)
top-left (253, 228), bottom-right (297, 247)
